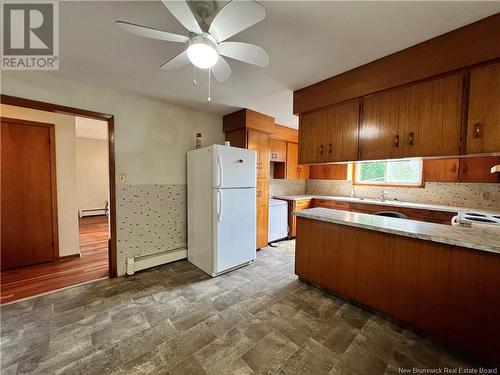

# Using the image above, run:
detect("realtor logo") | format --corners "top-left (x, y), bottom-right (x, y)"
top-left (1, 1), bottom-right (59, 70)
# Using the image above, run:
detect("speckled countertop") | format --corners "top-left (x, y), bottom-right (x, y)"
top-left (295, 208), bottom-right (500, 255)
top-left (274, 195), bottom-right (500, 216)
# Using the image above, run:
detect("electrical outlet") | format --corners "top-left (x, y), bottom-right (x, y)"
top-left (118, 173), bottom-right (127, 183)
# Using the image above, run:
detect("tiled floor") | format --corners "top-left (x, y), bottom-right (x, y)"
top-left (0, 240), bottom-right (482, 374)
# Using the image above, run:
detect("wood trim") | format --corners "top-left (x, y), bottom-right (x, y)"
top-left (294, 13), bottom-right (500, 114)
top-left (270, 124), bottom-right (298, 143)
top-left (1, 117), bottom-right (60, 260)
top-left (57, 253), bottom-right (81, 262)
top-left (1, 95), bottom-right (117, 277)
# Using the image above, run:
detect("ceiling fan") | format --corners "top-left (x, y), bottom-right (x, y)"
top-left (116, 0), bottom-right (269, 85)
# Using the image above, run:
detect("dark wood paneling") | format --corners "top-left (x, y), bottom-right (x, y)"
top-left (293, 14), bottom-right (500, 114)
top-left (223, 109), bottom-right (275, 134)
top-left (459, 156), bottom-right (500, 183)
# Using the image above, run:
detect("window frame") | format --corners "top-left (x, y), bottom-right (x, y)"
top-left (352, 159), bottom-right (424, 187)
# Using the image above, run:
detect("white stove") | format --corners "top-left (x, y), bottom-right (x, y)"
top-left (451, 211), bottom-right (500, 228)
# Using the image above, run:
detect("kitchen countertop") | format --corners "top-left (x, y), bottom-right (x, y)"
top-left (274, 194), bottom-right (500, 216)
top-left (295, 208), bottom-right (500, 255)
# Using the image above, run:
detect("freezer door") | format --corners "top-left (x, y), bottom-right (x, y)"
top-left (213, 188), bottom-right (256, 274)
top-left (212, 145), bottom-right (257, 189)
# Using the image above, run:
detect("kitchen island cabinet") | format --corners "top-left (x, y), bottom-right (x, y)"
top-left (295, 208), bottom-right (500, 363)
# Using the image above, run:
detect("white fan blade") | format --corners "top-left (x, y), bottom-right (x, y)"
top-left (116, 21), bottom-right (188, 43)
top-left (211, 56), bottom-right (232, 82)
top-left (209, 1), bottom-right (266, 42)
top-left (160, 50), bottom-right (190, 70)
top-left (218, 42), bottom-right (269, 67)
top-left (161, 0), bottom-right (203, 34)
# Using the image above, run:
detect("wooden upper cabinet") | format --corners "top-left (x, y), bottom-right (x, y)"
top-left (467, 62), bottom-right (500, 154)
top-left (361, 73), bottom-right (463, 160)
top-left (270, 139), bottom-right (286, 162)
top-left (423, 159), bottom-right (459, 182)
top-left (247, 129), bottom-right (270, 180)
top-left (309, 164), bottom-right (347, 180)
top-left (324, 100), bottom-right (360, 162)
top-left (298, 109), bottom-right (326, 164)
top-left (459, 156), bottom-right (500, 183)
top-left (401, 73), bottom-right (463, 157)
top-left (361, 87), bottom-right (405, 161)
top-left (286, 143), bottom-right (309, 180)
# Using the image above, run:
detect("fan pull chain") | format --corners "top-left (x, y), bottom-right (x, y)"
top-left (193, 66), bottom-right (197, 86)
top-left (208, 69), bottom-right (211, 102)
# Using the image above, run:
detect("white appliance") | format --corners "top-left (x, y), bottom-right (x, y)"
top-left (269, 199), bottom-right (288, 243)
top-left (451, 211), bottom-right (500, 228)
top-left (187, 145), bottom-right (257, 277)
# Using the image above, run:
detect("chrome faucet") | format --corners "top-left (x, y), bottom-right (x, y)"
top-left (350, 186), bottom-right (356, 198)
top-left (379, 188), bottom-right (388, 201)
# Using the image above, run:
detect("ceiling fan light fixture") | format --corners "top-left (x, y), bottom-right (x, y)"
top-left (187, 35), bottom-right (218, 69)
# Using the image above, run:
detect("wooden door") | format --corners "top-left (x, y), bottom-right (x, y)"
top-left (458, 156), bottom-right (500, 183)
top-left (270, 139), bottom-right (286, 162)
top-left (401, 73), bottom-right (463, 157)
top-left (467, 62), bottom-right (500, 154)
top-left (423, 159), bottom-right (459, 182)
top-left (324, 100), bottom-right (360, 162)
top-left (298, 109), bottom-right (325, 164)
top-left (1, 118), bottom-right (58, 270)
top-left (360, 87), bottom-right (405, 160)
top-left (256, 179), bottom-right (269, 249)
top-left (248, 129), bottom-right (270, 180)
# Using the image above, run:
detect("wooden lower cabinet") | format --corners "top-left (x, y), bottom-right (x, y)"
top-left (287, 199), bottom-right (312, 238)
top-left (256, 180), bottom-right (269, 248)
top-left (295, 217), bottom-right (500, 363)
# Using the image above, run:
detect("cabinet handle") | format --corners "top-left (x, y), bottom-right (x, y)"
top-left (257, 190), bottom-right (262, 197)
top-left (452, 163), bottom-right (457, 173)
top-left (473, 123), bottom-right (482, 138)
top-left (320, 144), bottom-right (324, 155)
top-left (328, 143), bottom-right (332, 154)
top-left (462, 162), bottom-right (467, 173)
top-left (408, 132), bottom-right (414, 146)
top-left (394, 135), bottom-right (399, 147)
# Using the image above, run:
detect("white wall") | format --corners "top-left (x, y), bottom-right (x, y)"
top-left (0, 104), bottom-right (80, 257)
top-left (1, 71), bottom-right (224, 274)
top-left (76, 137), bottom-right (109, 212)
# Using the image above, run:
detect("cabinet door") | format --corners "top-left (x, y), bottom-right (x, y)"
top-left (299, 110), bottom-right (326, 164)
top-left (467, 62), bottom-right (500, 154)
top-left (401, 73), bottom-right (463, 157)
top-left (297, 165), bottom-right (310, 179)
top-left (270, 139), bottom-right (286, 162)
top-left (248, 130), bottom-right (270, 180)
top-left (361, 88), bottom-right (405, 160)
top-left (309, 164), bottom-right (347, 180)
top-left (256, 179), bottom-right (269, 249)
top-left (423, 159), bottom-right (459, 182)
top-left (458, 156), bottom-right (500, 183)
top-left (324, 100), bottom-right (360, 162)
top-left (286, 142), bottom-right (299, 179)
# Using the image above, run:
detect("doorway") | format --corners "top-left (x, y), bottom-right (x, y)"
top-left (0, 96), bottom-right (116, 304)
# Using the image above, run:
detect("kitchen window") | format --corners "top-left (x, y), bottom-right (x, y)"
top-left (354, 159), bottom-right (423, 186)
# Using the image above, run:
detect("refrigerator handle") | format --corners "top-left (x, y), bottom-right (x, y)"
top-left (217, 189), bottom-right (223, 222)
top-left (217, 155), bottom-right (223, 188)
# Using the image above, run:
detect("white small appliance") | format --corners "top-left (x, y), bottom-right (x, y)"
top-left (187, 144), bottom-right (257, 277)
top-left (451, 211), bottom-right (500, 228)
top-left (268, 199), bottom-right (288, 243)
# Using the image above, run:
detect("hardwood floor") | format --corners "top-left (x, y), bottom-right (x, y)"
top-left (0, 215), bottom-right (109, 304)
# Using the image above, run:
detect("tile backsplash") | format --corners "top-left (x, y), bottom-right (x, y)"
top-left (306, 180), bottom-right (500, 210)
top-left (116, 184), bottom-right (186, 276)
top-left (270, 179), bottom-right (307, 197)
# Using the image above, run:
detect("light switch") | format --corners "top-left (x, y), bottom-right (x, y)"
top-left (118, 173), bottom-right (127, 183)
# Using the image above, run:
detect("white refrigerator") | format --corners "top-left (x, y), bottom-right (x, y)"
top-left (187, 144), bottom-right (257, 277)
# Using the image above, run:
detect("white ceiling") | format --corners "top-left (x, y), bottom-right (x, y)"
top-left (76, 117), bottom-right (108, 140)
top-left (55, 1), bottom-right (500, 128)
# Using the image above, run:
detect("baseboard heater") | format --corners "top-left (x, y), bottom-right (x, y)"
top-left (126, 245), bottom-right (187, 275)
top-left (79, 208), bottom-right (107, 217)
